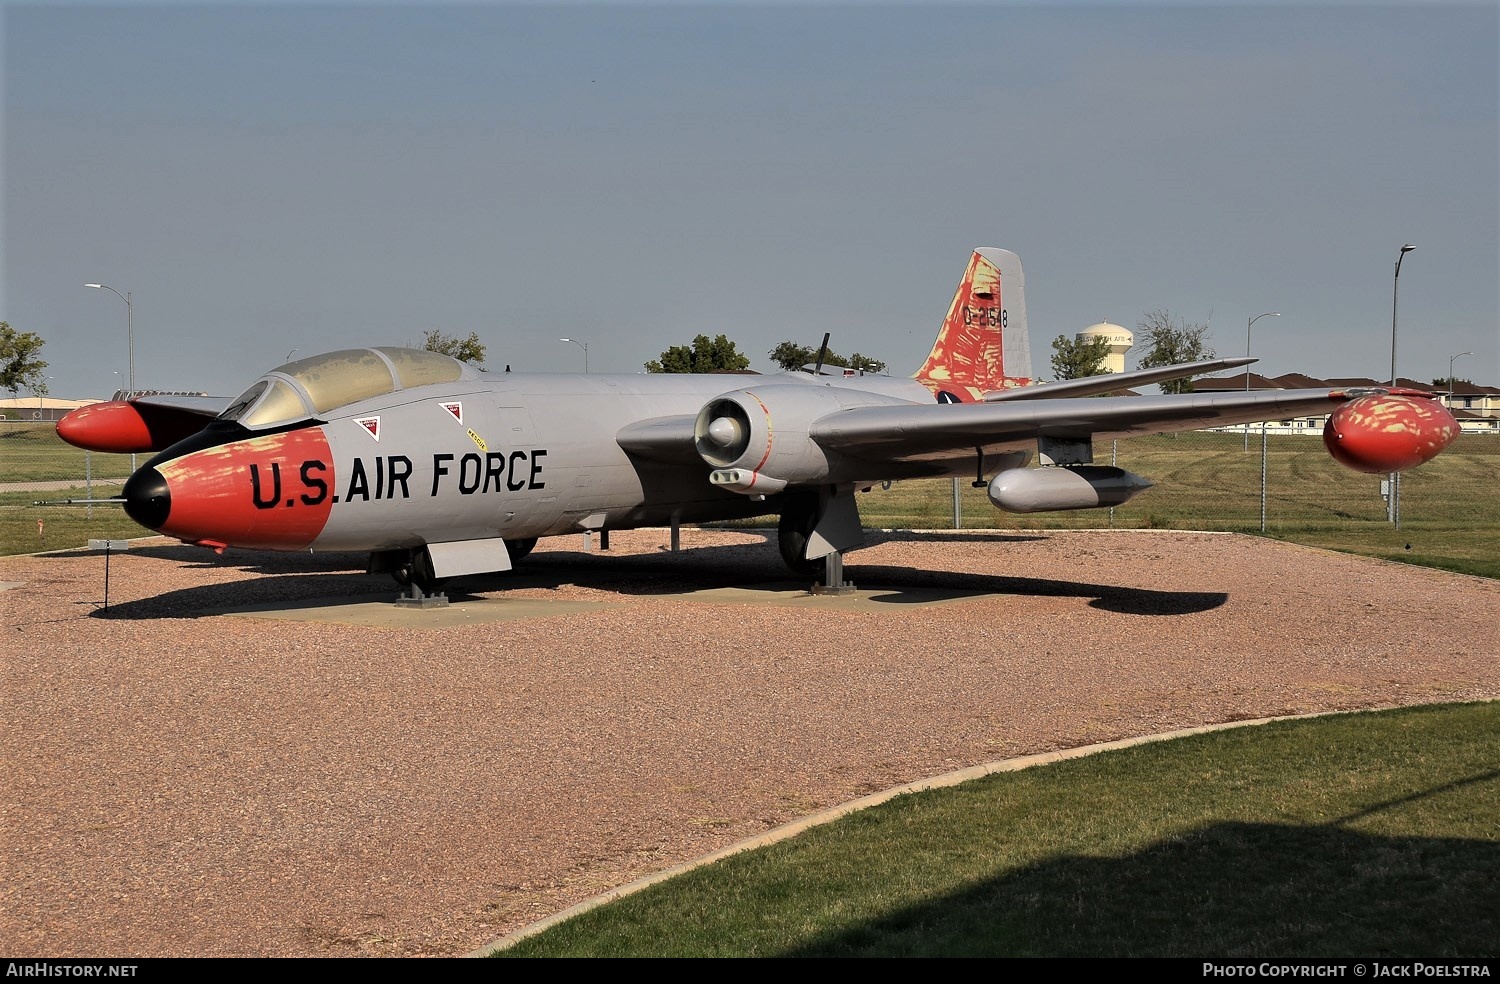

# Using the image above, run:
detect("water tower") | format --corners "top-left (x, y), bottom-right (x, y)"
top-left (1078, 321), bottom-right (1133, 374)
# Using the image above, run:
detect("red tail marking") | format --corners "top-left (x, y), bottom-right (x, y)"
top-left (914, 250), bottom-right (1029, 402)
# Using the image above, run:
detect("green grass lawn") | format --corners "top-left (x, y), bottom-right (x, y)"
top-left (490, 702), bottom-right (1499, 958)
top-left (0, 423), bottom-right (135, 483)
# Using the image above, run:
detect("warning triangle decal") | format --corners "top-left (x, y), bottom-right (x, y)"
top-left (355, 416), bottom-right (380, 441)
top-left (441, 402), bottom-right (463, 424)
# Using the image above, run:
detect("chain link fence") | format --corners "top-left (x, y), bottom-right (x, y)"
top-left (4, 421), bottom-right (1498, 556)
top-left (856, 430), bottom-right (1500, 533)
top-left (1, 422), bottom-right (139, 552)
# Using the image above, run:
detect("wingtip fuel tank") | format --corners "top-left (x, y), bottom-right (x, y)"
top-left (1322, 393), bottom-right (1460, 474)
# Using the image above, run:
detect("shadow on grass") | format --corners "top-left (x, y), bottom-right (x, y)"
top-left (781, 818), bottom-right (1499, 957)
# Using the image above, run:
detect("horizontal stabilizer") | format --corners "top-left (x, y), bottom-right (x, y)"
top-left (982, 358), bottom-right (1257, 402)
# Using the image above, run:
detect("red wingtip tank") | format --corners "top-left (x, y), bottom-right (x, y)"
top-left (1322, 390), bottom-right (1460, 474)
top-left (55, 401), bottom-right (156, 454)
top-left (57, 400), bottom-right (217, 455)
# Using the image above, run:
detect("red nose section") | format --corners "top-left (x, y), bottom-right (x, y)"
top-left (1323, 395), bottom-right (1460, 474)
top-left (150, 428), bottom-right (337, 549)
top-left (56, 401), bottom-right (155, 453)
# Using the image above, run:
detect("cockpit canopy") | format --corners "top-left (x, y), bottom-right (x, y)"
top-left (218, 347), bottom-right (475, 429)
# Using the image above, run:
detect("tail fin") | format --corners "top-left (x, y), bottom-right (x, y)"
top-left (913, 247), bottom-right (1033, 402)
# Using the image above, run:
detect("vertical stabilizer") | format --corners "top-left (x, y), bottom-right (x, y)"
top-left (914, 247), bottom-right (1032, 402)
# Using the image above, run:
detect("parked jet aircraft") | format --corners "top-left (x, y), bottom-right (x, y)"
top-left (58, 248), bottom-right (1459, 595)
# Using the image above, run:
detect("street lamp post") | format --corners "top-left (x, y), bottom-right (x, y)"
top-left (86, 283), bottom-right (135, 470)
top-left (559, 337), bottom-right (589, 373)
top-left (1447, 351), bottom-right (1473, 402)
top-left (1244, 311), bottom-right (1280, 450)
top-left (1387, 245), bottom-right (1415, 527)
top-left (84, 284), bottom-right (133, 394)
top-left (37, 376), bottom-right (54, 419)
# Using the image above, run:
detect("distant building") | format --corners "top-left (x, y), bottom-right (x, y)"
top-left (0, 397), bottom-right (100, 424)
top-left (1191, 373), bottom-right (1499, 436)
top-left (1078, 321), bottom-right (1133, 374)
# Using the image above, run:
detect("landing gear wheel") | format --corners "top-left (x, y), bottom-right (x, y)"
top-left (506, 537), bottom-right (537, 564)
top-left (388, 548), bottom-right (448, 594)
top-left (777, 494), bottom-right (822, 577)
top-left (409, 549), bottom-right (449, 594)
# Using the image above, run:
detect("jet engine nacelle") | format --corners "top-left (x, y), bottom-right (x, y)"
top-left (694, 385), bottom-right (911, 493)
top-left (988, 465), bottom-right (1153, 513)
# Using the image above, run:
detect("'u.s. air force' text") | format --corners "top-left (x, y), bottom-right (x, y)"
top-left (248, 451), bottom-right (547, 509)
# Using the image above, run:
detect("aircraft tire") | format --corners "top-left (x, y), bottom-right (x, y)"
top-left (408, 548), bottom-right (449, 594)
top-left (777, 495), bottom-right (823, 577)
top-left (506, 538), bottom-right (537, 564)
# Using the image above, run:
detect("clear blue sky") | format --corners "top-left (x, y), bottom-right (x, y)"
top-left (3, 1), bottom-right (1496, 399)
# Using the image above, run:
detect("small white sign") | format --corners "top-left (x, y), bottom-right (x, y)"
top-left (88, 539), bottom-right (131, 551)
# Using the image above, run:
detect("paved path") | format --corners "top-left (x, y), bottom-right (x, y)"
top-left (2, 529), bottom-right (1495, 958)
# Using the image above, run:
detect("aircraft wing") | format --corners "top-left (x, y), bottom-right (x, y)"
top-left (982, 358), bottom-right (1256, 402)
top-left (615, 414), bottom-right (703, 464)
top-left (811, 387), bottom-right (1398, 464)
top-left (123, 394), bottom-right (232, 415)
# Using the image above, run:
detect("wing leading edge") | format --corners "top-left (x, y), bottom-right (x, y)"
top-left (810, 387), bottom-right (1438, 464)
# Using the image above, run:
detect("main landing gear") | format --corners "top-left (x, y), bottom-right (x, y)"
top-left (370, 538), bottom-right (538, 608)
top-left (389, 549), bottom-right (449, 607)
top-left (777, 487), bottom-right (860, 595)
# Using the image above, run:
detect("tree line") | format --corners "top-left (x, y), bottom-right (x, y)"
top-left (10, 317), bottom-right (1464, 400)
top-left (643, 335), bottom-right (887, 375)
top-left (1049, 309), bottom-right (1215, 395)
top-left (0, 316), bottom-right (1242, 400)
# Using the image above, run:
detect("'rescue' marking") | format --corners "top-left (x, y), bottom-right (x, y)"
top-left (467, 428), bottom-right (487, 452)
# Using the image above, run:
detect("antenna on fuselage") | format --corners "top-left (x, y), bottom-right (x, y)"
top-left (812, 332), bottom-right (831, 376)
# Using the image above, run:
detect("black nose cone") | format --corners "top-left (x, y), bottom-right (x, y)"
top-left (123, 467), bottom-right (171, 530)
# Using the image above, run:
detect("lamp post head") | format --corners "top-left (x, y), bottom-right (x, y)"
top-left (1400, 244), bottom-right (1416, 253)
top-left (84, 283), bottom-right (102, 289)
